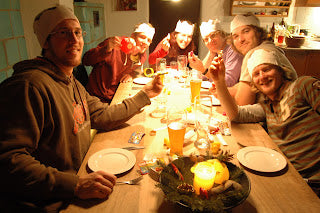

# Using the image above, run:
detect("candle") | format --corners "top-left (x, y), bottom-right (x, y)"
top-left (192, 162), bottom-right (216, 195)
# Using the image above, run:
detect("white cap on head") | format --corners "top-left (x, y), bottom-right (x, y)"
top-left (134, 23), bottom-right (155, 40)
top-left (175, 20), bottom-right (194, 35)
top-left (230, 14), bottom-right (260, 33)
top-left (247, 49), bottom-right (278, 77)
top-left (200, 19), bottom-right (222, 38)
top-left (33, 5), bottom-right (80, 48)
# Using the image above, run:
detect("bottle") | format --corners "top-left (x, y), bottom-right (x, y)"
top-left (270, 22), bottom-right (275, 42)
top-left (280, 18), bottom-right (286, 28)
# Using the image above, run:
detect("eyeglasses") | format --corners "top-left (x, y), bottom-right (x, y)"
top-left (50, 29), bottom-right (86, 39)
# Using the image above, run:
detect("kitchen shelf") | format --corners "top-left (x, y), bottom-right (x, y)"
top-left (231, 0), bottom-right (292, 17)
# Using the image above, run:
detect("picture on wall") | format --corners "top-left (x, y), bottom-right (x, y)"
top-left (115, 0), bottom-right (137, 11)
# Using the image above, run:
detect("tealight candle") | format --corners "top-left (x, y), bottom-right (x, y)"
top-left (192, 162), bottom-right (216, 195)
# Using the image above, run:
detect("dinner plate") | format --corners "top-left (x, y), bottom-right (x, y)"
top-left (201, 81), bottom-right (212, 89)
top-left (237, 146), bottom-right (287, 172)
top-left (133, 77), bottom-right (152, 85)
top-left (88, 148), bottom-right (136, 174)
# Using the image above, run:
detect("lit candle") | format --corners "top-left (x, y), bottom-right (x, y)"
top-left (192, 162), bottom-right (216, 195)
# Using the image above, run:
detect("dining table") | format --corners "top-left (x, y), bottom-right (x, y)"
top-left (61, 76), bottom-right (320, 213)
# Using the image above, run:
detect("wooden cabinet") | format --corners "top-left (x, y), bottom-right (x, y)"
top-left (295, 0), bottom-right (320, 7)
top-left (282, 49), bottom-right (320, 78)
top-left (231, 0), bottom-right (292, 17)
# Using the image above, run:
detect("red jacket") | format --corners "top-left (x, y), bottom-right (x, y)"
top-left (83, 37), bottom-right (147, 102)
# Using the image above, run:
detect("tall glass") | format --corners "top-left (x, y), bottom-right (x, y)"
top-left (167, 107), bottom-right (187, 156)
top-left (190, 70), bottom-right (202, 103)
top-left (156, 58), bottom-right (166, 72)
top-left (177, 55), bottom-right (187, 71)
top-left (194, 95), bottom-right (212, 155)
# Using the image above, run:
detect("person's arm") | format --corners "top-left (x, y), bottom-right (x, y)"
top-left (82, 37), bottom-right (121, 66)
top-left (87, 75), bottom-right (163, 130)
top-left (234, 81), bottom-right (256, 105)
top-left (148, 35), bottom-right (170, 65)
top-left (208, 56), bottom-right (239, 120)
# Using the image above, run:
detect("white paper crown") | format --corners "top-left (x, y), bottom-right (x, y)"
top-left (134, 23), bottom-right (155, 40)
top-left (247, 49), bottom-right (278, 77)
top-left (231, 14), bottom-right (260, 33)
top-left (200, 19), bottom-right (222, 38)
top-left (175, 20), bottom-right (194, 35)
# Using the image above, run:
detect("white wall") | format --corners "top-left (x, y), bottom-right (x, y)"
top-left (20, 0), bottom-right (74, 59)
top-left (105, 0), bottom-right (149, 37)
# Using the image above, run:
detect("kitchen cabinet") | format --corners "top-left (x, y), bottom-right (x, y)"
top-left (231, 0), bottom-right (292, 17)
top-left (282, 48), bottom-right (320, 78)
top-left (295, 0), bottom-right (320, 7)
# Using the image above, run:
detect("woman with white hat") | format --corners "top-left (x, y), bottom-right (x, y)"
top-left (188, 19), bottom-right (243, 87)
top-left (148, 20), bottom-right (195, 66)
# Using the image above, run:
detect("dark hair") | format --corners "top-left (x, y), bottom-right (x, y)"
top-left (229, 25), bottom-right (268, 54)
top-left (166, 31), bottom-right (195, 60)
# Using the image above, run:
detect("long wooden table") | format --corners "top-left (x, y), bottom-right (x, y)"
top-left (62, 81), bottom-right (320, 213)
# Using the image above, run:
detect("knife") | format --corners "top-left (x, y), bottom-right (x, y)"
top-left (122, 146), bottom-right (145, 150)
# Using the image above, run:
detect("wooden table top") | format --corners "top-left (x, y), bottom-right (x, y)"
top-left (61, 81), bottom-right (320, 213)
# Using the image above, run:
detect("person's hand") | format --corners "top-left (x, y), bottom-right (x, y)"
top-left (106, 36), bottom-right (122, 53)
top-left (142, 74), bottom-right (163, 99)
top-left (208, 54), bottom-right (225, 85)
top-left (160, 34), bottom-right (170, 52)
top-left (120, 74), bottom-right (133, 83)
top-left (188, 52), bottom-right (205, 73)
top-left (74, 171), bottom-right (117, 199)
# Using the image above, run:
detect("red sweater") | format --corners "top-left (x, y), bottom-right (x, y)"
top-left (83, 37), bottom-right (147, 102)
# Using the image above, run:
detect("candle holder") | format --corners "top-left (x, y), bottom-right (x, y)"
top-left (192, 162), bottom-right (216, 195)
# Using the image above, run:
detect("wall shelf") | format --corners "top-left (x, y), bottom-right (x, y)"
top-left (231, 0), bottom-right (292, 17)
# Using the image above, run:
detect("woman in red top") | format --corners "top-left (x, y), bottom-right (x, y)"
top-left (148, 20), bottom-right (195, 67)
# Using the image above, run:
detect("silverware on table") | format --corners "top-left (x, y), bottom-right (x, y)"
top-left (122, 146), bottom-right (145, 150)
top-left (116, 176), bottom-right (143, 185)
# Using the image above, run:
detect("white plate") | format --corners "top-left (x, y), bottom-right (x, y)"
top-left (237, 146), bottom-right (287, 172)
top-left (133, 77), bottom-right (152, 85)
top-left (201, 81), bottom-right (212, 89)
top-left (88, 148), bottom-right (136, 174)
top-left (201, 95), bottom-right (221, 106)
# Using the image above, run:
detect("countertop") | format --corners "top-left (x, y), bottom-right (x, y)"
top-left (278, 40), bottom-right (320, 51)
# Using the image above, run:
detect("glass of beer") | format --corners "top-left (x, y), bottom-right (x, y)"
top-left (190, 70), bottom-right (202, 103)
top-left (167, 107), bottom-right (187, 156)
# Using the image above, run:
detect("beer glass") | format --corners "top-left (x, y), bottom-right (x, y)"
top-left (190, 69), bottom-right (202, 103)
top-left (167, 107), bottom-right (187, 156)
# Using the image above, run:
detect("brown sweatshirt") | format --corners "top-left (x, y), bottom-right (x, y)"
top-left (0, 57), bottom-right (150, 211)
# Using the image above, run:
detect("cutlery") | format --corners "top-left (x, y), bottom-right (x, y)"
top-left (122, 146), bottom-right (145, 150)
top-left (117, 176), bottom-right (143, 185)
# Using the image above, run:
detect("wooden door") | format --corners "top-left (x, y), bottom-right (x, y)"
top-left (149, 0), bottom-right (201, 54)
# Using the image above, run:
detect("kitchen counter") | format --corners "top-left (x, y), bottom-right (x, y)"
top-left (278, 40), bottom-right (320, 78)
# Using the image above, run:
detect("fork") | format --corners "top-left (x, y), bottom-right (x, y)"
top-left (116, 176), bottom-right (143, 185)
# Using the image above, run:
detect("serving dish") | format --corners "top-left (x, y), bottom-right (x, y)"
top-left (158, 157), bottom-right (250, 212)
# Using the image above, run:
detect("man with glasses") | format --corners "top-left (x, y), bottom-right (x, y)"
top-left (0, 5), bottom-right (163, 212)
top-left (188, 19), bottom-right (243, 87)
top-left (83, 23), bottom-right (155, 103)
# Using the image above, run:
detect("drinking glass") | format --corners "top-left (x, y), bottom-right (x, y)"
top-left (194, 95), bottom-right (212, 155)
top-left (177, 55), bottom-right (187, 71)
top-left (170, 61), bottom-right (178, 70)
top-left (156, 58), bottom-right (167, 72)
top-left (167, 107), bottom-right (187, 156)
top-left (190, 69), bottom-right (202, 103)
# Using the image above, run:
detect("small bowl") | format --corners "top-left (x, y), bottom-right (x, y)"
top-left (285, 36), bottom-right (305, 48)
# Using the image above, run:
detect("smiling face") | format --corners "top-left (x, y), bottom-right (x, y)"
top-left (175, 32), bottom-right (192, 49)
top-left (43, 19), bottom-right (84, 76)
top-left (203, 31), bottom-right (226, 53)
top-left (252, 64), bottom-right (284, 100)
top-left (232, 25), bottom-right (259, 55)
top-left (133, 32), bottom-right (152, 54)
